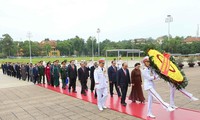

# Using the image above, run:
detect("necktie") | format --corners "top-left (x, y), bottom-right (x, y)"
top-left (113, 67), bottom-right (116, 72)
top-left (124, 69), bottom-right (126, 76)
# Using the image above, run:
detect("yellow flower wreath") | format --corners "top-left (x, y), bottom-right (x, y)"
top-left (148, 49), bottom-right (184, 82)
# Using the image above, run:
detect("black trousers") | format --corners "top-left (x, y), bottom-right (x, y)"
top-left (2, 68), bottom-right (4, 74)
top-left (12, 71), bottom-right (16, 77)
top-left (120, 84), bottom-right (128, 103)
top-left (69, 78), bottom-right (76, 91)
top-left (85, 80), bottom-right (88, 90)
top-left (110, 82), bottom-right (121, 96)
top-left (16, 71), bottom-right (21, 79)
top-left (27, 73), bottom-right (30, 81)
top-left (80, 80), bottom-right (87, 94)
top-left (4, 69), bottom-right (7, 74)
top-left (90, 78), bottom-right (95, 92)
top-left (50, 74), bottom-right (54, 86)
top-left (39, 74), bottom-right (45, 84)
top-left (34, 75), bottom-right (38, 84)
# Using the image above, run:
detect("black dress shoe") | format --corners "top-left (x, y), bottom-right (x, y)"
top-left (62, 87), bottom-right (66, 90)
top-left (111, 94), bottom-right (113, 97)
top-left (121, 103), bottom-right (127, 106)
top-left (73, 91), bottom-right (77, 93)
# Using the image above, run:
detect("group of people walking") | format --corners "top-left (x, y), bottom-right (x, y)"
top-left (1, 57), bottom-right (198, 119)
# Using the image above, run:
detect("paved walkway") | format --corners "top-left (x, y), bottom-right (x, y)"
top-left (0, 71), bottom-right (140, 120)
top-left (0, 65), bottom-right (199, 120)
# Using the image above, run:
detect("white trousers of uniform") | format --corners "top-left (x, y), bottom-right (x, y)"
top-left (169, 83), bottom-right (193, 106)
top-left (147, 88), bottom-right (169, 115)
top-left (96, 87), bottom-right (108, 109)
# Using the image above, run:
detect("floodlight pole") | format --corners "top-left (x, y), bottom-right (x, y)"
top-left (131, 40), bottom-right (134, 59)
top-left (165, 15), bottom-right (173, 40)
top-left (97, 28), bottom-right (100, 57)
top-left (27, 32), bottom-right (32, 63)
top-left (91, 37), bottom-right (94, 63)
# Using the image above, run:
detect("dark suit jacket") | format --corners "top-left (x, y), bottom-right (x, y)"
top-left (25, 65), bottom-right (29, 74)
top-left (85, 66), bottom-right (90, 78)
top-left (90, 66), bottom-right (95, 79)
top-left (33, 67), bottom-right (39, 76)
top-left (78, 67), bottom-right (88, 82)
top-left (68, 64), bottom-right (77, 79)
top-left (117, 68), bottom-right (131, 86)
top-left (108, 66), bottom-right (117, 83)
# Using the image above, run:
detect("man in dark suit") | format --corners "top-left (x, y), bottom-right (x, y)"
top-left (84, 61), bottom-right (90, 91)
top-left (25, 63), bottom-right (30, 82)
top-left (33, 63), bottom-right (39, 84)
top-left (78, 62), bottom-right (88, 96)
top-left (108, 61), bottom-right (121, 97)
top-left (3, 62), bottom-right (8, 75)
top-left (15, 63), bottom-right (21, 80)
top-left (90, 62), bottom-right (98, 98)
top-left (1, 63), bottom-right (4, 74)
top-left (68, 60), bottom-right (78, 93)
top-left (90, 62), bottom-right (98, 93)
top-left (117, 62), bottom-right (131, 106)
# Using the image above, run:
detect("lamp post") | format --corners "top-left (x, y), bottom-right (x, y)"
top-left (131, 39), bottom-right (134, 59)
top-left (27, 32), bottom-right (32, 63)
top-left (6, 43), bottom-right (10, 57)
top-left (17, 42), bottom-right (19, 57)
top-left (91, 37), bottom-right (94, 63)
top-left (165, 15), bottom-right (173, 40)
top-left (97, 28), bottom-right (100, 57)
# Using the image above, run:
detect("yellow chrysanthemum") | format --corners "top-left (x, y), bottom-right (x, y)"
top-left (148, 49), bottom-right (184, 82)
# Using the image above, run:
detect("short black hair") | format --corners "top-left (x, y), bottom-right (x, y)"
top-left (70, 60), bottom-right (74, 63)
top-left (111, 60), bottom-right (115, 64)
top-left (134, 63), bottom-right (141, 67)
top-left (122, 62), bottom-right (126, 66)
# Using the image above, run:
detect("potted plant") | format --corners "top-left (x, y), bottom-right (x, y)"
top-left (187, 56), bottom-right (196, 67)
top-left (197, 56), bottom-right (200, 66)
top-left (176, 57), bottom-right (184, 69)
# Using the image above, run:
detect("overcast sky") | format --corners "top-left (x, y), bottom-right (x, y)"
top-left (0, 0), bottom-right (200, 41)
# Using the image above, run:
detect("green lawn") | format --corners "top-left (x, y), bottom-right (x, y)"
top-left (0, 56), bottom-right (142, 64)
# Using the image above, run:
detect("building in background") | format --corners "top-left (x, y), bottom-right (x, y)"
top-left (40, 38), bottom-right (60, 57)
top-left (183, 37), bottom-right (200, 44)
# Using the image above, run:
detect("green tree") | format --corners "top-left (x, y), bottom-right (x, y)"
top-left (21, 41), bottom-right (40, 56)
top-left (1, 34), bottom-right (14, 57)
top-left (69, 36), bottom-right (85, 56)
top-left (86, 36), bottom-right (97, 56)
top-left (57, 40), bottom-right (72, 56)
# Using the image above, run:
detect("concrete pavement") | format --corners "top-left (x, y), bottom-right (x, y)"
top-left (0, 71), bottom-right (140, 120)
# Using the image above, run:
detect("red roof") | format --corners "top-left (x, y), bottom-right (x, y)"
top-left (184, 37), bottom-right (200, 43)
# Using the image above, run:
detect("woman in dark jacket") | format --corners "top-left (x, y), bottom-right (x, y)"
top-left (129, 63), bottom-right (145, 103)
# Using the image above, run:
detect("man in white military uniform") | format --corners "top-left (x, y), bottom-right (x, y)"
top-left (142, 56), bottom-right (174, 118)
top-left (169, 83), bottom-right (199, 109)
top-left (94, 59), bottom-right (108, 111)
